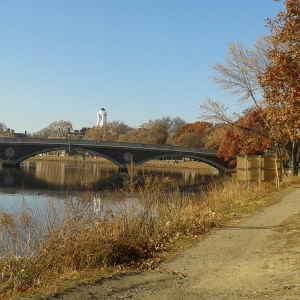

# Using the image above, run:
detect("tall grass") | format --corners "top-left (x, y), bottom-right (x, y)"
top-left (0, 173), bottom-right (283, 299)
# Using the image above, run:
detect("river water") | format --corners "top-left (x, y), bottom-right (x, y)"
top-left (0, 159), bottom-right (218, 215)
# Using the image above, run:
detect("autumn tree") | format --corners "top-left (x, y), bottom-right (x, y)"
top-left (118, 127), bottom-right (151, 143)
top-left (176, 121), bottom-right (212, 136)
top-left (134, 117), bottom-right (185, 145)
top-left (200, 1), bottom-right (300, 176)
top-left (34, 120), bottom-right (73, 138)
top-left (206, 109), bottom-right (272, 161)
top-left (84, 121), bottom-right (129, 142)
top-left (203, 123), bottom-right (228, 150)
top-left (159, 116), bottom-right (186, 144)
top-left (174, 133), bottom-right (203, 147)
top-left (134, 121), bottom-right (168, 144)
top-left (144, 120), bottom-right (168, 144)
top-left (175, 121), bottom-right (213, 147)
top-left (258, 0), bottom-right (300, 176)
top-left (120, 117), bottom-right (186, 145)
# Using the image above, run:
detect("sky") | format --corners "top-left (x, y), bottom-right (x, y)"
top-left (0, 0), bottom-right (285, 134)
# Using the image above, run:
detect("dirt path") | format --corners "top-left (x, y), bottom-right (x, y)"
top-left (50, 187), bottom-right (300, 300)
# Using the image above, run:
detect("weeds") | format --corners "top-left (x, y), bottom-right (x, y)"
top-left (0, 171), bottom-right (287, 299)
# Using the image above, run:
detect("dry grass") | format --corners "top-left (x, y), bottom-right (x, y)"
top-left (0, 169), bottom-right (295, 299)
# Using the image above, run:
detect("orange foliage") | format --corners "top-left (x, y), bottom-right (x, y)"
top-left (215, 109), bottom-right (272, 161)
top-left (259, 0), bottom-right (300, 141)
top-left (174, 122), bottom-right (213, 148)
top-left (176, 122), bottom-right (212, 137)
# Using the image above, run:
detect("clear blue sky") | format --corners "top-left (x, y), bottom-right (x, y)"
top-left (0, 0), bottom-right (284, 134)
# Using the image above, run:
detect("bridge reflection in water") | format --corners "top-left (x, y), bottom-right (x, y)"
top-left (0, 160), bottom-right (220, 243)
top-left (0, 159), bottom-right (219, 194)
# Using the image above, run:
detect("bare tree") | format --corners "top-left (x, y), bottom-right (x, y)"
top-left (211, 38), bottom-right (269, 106)
top-left (0, 122), bottom-right (13, 137)
top-left (34, 120), bottom-right (73, 138)
top-left (199, 37), bottom-right (270, 125)
top-left (0, 122), bottom-right (7, 133)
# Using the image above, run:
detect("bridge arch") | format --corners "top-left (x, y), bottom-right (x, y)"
top-left (63, 147), bottom-right (123, 167)
top-left (14, 146), bottom-right (124, 168)
top-left (12, 146), bottom-right (69, 165)
top-left (135, 153), bottom-right (228, 173)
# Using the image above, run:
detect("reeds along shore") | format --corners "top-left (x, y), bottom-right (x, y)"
top-left (0, 172), bottom-right (292, 299)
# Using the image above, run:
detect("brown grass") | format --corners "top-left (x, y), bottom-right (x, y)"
top-left (0, 168), bottom-right (297, 299)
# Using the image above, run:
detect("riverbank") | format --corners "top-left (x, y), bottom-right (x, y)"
top-left (56, 182), bottom-right (300, 300)
top-left (3, 172), bottom-right (298, 299)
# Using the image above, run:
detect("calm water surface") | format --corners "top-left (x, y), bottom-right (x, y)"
top-left (0, 159), bottom-right (218, 213)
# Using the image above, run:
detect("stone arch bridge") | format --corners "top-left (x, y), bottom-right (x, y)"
top-left (0, 138), bottom-right (234, 173)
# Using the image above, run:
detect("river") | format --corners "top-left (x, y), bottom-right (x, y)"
top-left (0, 158), bottom-right (218, 215)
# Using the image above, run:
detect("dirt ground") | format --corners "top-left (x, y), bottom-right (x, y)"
top-left (40, 185), bottom-right (300, 300)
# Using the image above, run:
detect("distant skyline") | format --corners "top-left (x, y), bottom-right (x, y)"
top-left (0, 0), bottom-right (284, 134)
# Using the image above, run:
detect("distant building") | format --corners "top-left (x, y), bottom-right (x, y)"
top-left (5, 129), bottom-right (27, 138)
top-left (96, 107), bottom-right (107, 127)
top-left (67, 127), bottom-right (90, 138)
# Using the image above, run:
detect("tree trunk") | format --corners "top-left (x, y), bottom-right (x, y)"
top-left (290, 139), bottom-right (299, 177)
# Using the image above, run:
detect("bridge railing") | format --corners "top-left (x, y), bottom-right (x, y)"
top-left (0, 137), bottom-right (218, 154)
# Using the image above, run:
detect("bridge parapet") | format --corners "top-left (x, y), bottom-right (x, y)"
top-left (0, 137), bottom-right (217, 154)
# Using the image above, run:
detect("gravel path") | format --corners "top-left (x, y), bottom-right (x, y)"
top-left (51, 187), bottom-right (300, 300)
